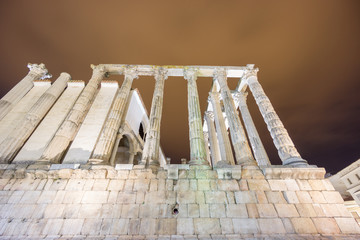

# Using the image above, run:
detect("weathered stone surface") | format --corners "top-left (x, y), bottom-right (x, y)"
top-left (234, 191), bottom-right (257, 203)
top-left (205, 191), bottom-right (227, 204)
top-left (226, 204), bottom-right (248, 218)
top-left (194, 218), bottom-right (221, 235)
top-left (274, 204), bottom-right (299, 217)
top-left (290, 218), bottom-right (317, 234)
top-left (177, 218), bottom-right (194, 235)
top-left (312, 218), bottom-right (341, 234)
top-left (257, 218), bottom-right (286, 234)
top-left (335, 217), bottom-right (360, 233)
top-left (232, 218), bottom-right (259, 234)
top-left (257, 204), bottom-right (278, 218)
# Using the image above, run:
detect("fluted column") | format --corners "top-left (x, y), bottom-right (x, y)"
top-left (203, 131), bottom-right (211, 166)
top-left (184, 68), bottom-right (209, 166)
top-left (90, 66), bottom-right (138, 164)
top-left (209, 92), bottom-right (235, 166)
top-left (140, 68), bottom-right (167, 169)
top-left (0, 73), bottom-right (70, 163)
top-left (0, 63), bottom-right (50, 121)
top-left (245, 68), bottom-right (308, 167)
top-left (204, 111), bottom-right (221, 167)
top-left (233, 91), bottom-right (271, 166)
top-left (41, 65), bottom-right (106, 163)
top-left (214, 68), bottom-right (255, 166)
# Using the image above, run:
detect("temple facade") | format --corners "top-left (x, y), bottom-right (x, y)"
top-left (0, 63), bottom-right (359, 239)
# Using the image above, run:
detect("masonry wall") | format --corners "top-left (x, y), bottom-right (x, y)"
top-left (0, 165), bottom-right (359, 239)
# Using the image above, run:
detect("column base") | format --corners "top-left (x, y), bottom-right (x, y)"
top-left (282, 157), bottom-right (310, 168)
top-left (215, 160), bottom-right (233, 168)
top-left (236, 157), bottom-right (257, 166)
top-left (189, 158), bottom-right (210, 167)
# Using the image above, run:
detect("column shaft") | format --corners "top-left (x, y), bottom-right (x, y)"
top-left (0, 73), bottom-right (70, 163)
top-left (184, 69), bottom-right (209, 166)
top-left (246, 69), bottom-right (308, 166)
top-left (90, 67), bottom-right (138, 164)
top-left (0, 63), bottom-right (49, 121)
top-left (204, 111), bottom-right (221, 167)
top-left (215, 68), bottom-right (255, 165)
top-left (233, 91), bottom-right (271, 166)
top-left (41, 65), bottom-right (106, 163)
top-left (140, 68), bottom-right (167, 168)
top-left (209, 92), bottom-right (235, 166)
top-left (203, 131), bottom-right (212, 166)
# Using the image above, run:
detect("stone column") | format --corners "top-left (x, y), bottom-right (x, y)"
top-left (140, 68), bottom-right (168, 169)
top-left (0, 73), bottom-right (70, 163)
top-left (90, 66), bottom-right (138, 164)
top-left (208, 92), bottom-right (235, 166)
top-left (184, 68), bottom-right (209, 167)
top-left (203, 131), bottom-right (211, 166)
top-left (245, 68), bottom-right (308, 167)
top-left (0, 63), bottom-right (50, 121)
top-left (204, 111), bottom-right (221, 167)
top-left (128, 152), bottom-right (135, 164)
top-left (214, 68), bottom-right (255, 166)
top-left (233, 91), bottom-right (271, 166)
top-left (41, 65), bottom-right (106, 163)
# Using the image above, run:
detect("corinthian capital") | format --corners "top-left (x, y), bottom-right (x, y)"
top-left (27, 63), bottom-right (50, 79)
top-left (213, 68), bottom-right (227, 81)
top-left (124, 66), bottom-right (139, 79)
top-left (232, 90), bottom-right (248, 106)
top-left (243, 66), bottom-right (259, 80)
top-left (205, 111), bottom-right (215, 121)
top-left (183, 68), bottom-right (199, 82)
top-left (154, 67), bottom-right (168, 81)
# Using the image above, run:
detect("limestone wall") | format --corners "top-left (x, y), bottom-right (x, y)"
top-left (0, 164), bottom-right (359, 239)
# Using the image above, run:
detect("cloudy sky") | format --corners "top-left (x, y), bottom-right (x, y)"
top-left (0, 0), bottom-right (359, 173)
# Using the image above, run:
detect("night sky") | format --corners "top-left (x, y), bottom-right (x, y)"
top-left (0, 0), bottom-right (359, 174)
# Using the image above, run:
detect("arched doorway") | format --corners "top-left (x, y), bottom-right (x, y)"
top-left (114, 135), bottom-right (131, 165)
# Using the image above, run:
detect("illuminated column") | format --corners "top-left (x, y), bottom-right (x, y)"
top-left (203, 131), bottom-right (211, 166)
top-left (209, 92), bottom-right (235, 166)
top-left (0, 73), bottom-right (70, 163)
top-left (90, 66), bottom-right (138, 164)
top-left (204, 111), bottom-right (221, 167)
top-left (184, 68), bottom-right (209, 167)
top-left (140, 68), bottom-right (167, 169)
top-left (41, 65), bottom-right (106, 163)
top-left (0, 63), bottom-right (50, 121)
top-left (245, 68), bottom-right (308, 167)
top-left (214, 68), bottom-right (255, 166)
top-left (233, 91), bottom-right (270, 166)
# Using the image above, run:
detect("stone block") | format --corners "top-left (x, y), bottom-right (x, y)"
top-left (308, 179), bottom-right (326, 190)
top-left (268, 179), bottom-right (287, 191)
top-left (188, 203), bottom-right (200, 217)
top-left (189, 179), bottom-right (197, 190)
top-left (41, 219), bottom-right (64, 235)
top-left (322, 179), bottom-right (335, 191)
top-left (295, 203), bottom-right (317, 217)
top-left (195, 191), bottom-right (205, 204)
top-left (247, 179), bottom-right (270, 191)
top-left (7, 191), bottom-right (24, 203)
top-left (246, 203), bottom-right (259, 218)
top-left (58, 169), bottom-right (74, 178)
top-left (177, 204), bottom-right (188, 218)
top-left (81, 219), bottom-right (102, 235)
top-left (296, 180), bottom-right (312, 191)
top-left (234, 191), bottom-right (256, 203)
top-left (284, 179), bottom-right (300, 191)
top-left (63, 191), bottom-right (85, 204)
top-left (309, 191), bottom-right (326, 203)
top-left (335, 217), bottom-right (360, 233)
top-left (335, 203), bottom-right (353, 217)
top-left (199, 204), bottom-right (209, 217)
top-left (121, 204), bottom-right (139, 218)
top-left (124, 179), bottom-right (134, 191)
top-left (174, 179), bottom-right (189, 191)
top-left (216, 168), bottom-right (232, 180)
top-left (238, 179), bottom-right (248, 190)
top-left (312, 218), bottom-right (340, 234)
top-left (321, 203), bottom-right (341, 217)
top-left (312, 203), bottom-right (326, 217)
top-left (282, 218), bottom-right (295, 233)
top-left (110, 219), bottom-right (129, 235)
top-left (65, 179), bottom-right (85, 190)
top-left (226, 203), bottom-right (248, 218)
top-left (265, 191), bottom-right (286, 204)
top-left (49, 179), bottom-right (68, 191)
top-left (177, 218), bottom-right (194, 235)
top-left (53, 190), bottom-right (66, 203)
top-left (177, 191), bottom-right (196, 204)
top-left (274, 204), bottom-right (299, 217)
top-left (217, 180), bottom-right (239, 191)
top-left (166, 179), bottom-right (174, 191)
top-left (282, 191), bottom-right (299, 203)
top-left (257, 218), bottom-right (286, 234)
top-left (82, 191), bottom-right (108, 203)
top-left (37, 191), bottom-right (56, 204)
top-left (256, 204), bottom-right (278, 218)
top-left (149, 179), bottom-right (158, 191)
top-left (255, 191), bottom-right (268, 203)
top-left (290, 218), bottom-right (317, 234)
top-left (205, 191), bottom-right (227, 204)
top-left (296, 191), bottom-right (312, 203)
top-left (20, 191), bottom-right (41, 203)
top-left (92, 179), bottom-right (109, 190)
top-left (322, 191), bottom-right (344, 203)
top-left (133, 179), bottom-right (150, 191)
top-left (128, 219), bottom-right (140, 235)
top-left (83, 179), bottom-right (95, 190)
top-left (158, 219), bottom-right (176, 235)
top-left (139, 204), bottom-right (160, 218)
top-left (194, 218), bottom-right (221, 235)
top-left (232, 218), bottom-right (259, 234)
top-left (77, 203), bottom-right (102, 219)
top-left (197, 180), bottom-right (210, 191)
top-left (144, 191), bottom-right (166, 204)
top-left (63, 203), bottom-right (81, 218)
top-left (219, 218), bottom-right (233, 234)
top-left (108, 191), bottom-right (118, 203)
top-left (117, 192), bottom-right (136, 204)
top-left (3, 218), bottom-right (30, 236)
top-left (44, 204), bottom-right (65, 218)
top-left (60, 219), bottom-right (84, 235)
top-left (139, 218), bottom-right (157, 235)
top-left (26, 219), bottom-right (47, 236)
top-left (209, 203), bottom-right (226, 218)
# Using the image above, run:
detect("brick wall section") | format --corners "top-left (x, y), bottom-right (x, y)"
top-left (0, 164), bottom-right (359, 239)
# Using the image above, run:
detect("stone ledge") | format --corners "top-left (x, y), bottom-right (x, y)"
top-left (261, 166), bottom-right (326, 180)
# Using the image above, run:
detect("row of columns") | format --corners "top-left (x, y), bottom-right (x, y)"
top-left (0, 64), bottom-right (307, 168)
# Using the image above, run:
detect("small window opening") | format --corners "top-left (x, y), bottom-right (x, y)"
top-left (356, 174), bottom-right (360, 181)
top-left (348, 178), bottom-right (353, 185)
top-left (139, 123), bottom-right (145, 140)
